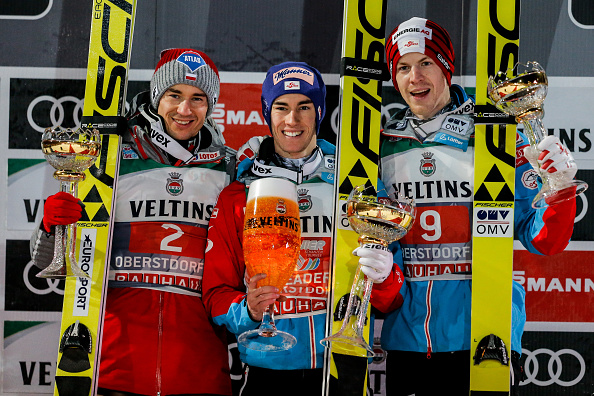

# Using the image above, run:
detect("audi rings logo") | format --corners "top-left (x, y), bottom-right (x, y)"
top-left (521, 348), bottom-right (586, 387)
top-left (24, 260), bottom-right (64, 296)
top-left (27, 95), bottom-right (84, 132)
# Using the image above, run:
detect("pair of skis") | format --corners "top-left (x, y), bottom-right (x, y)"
top-left (51, 1), bottom-right (136, 395)
top-left (326, 0), bottom-right (520, 395)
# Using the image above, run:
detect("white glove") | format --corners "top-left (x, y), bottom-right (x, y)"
top-left (524, 135), bottom-right (578, 181)
top-left (236, 135), bottom-right (265, 163)
top-left (353, 243), bottom-right (393, 284)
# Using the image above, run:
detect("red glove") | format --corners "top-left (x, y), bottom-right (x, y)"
top-left (42, 192), bottom-right (83, 233)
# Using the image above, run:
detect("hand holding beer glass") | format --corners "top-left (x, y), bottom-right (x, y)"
top-left (37, 126), bottom-right (100, 279)
top-left (321, 184), bottom-right (415, 356)
top-left (239, 177), bottom-right (302, 351)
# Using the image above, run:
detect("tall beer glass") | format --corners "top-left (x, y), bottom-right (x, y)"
top-left (238, 177), bottom-right (301, 351)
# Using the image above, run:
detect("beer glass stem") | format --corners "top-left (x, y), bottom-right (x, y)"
top-left (259, 304), bottom-right (276, 336)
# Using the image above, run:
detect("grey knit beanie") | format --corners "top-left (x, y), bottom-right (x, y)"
top-left (150, 48), bottom-right (220, 116)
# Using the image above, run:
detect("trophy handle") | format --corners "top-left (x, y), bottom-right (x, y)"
top-left (320, 246), bottom-right (376, 358)
top-left (36, 180), bottom-right (90, 279)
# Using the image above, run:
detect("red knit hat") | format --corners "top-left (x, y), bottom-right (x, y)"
top-left (150, 48), bottom-right (220, 116)
top-left (385, 17), bottom-right (455, 92)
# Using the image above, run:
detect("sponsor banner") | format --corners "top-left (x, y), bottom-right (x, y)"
top-left (520, 331), bottom-right (593, 394)
top-left (543, 85), bottom-right (594, 168)
top-left (8, 76), bottom-right (340, 153)
top-left (8, 79), bottom-right (148, 150)
top-left (3, 321), bottom-right (60, 393)
top-left (7, 160), bottom-right (59, 231)
top-left (514, 250), bottom-right (594, 322)
top-left (5, 240), bottom-right (64, 312)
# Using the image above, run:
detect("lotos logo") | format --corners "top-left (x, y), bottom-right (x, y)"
top-left (196, 152), bottom-right (219, 161)
top-left (176, 51), bottom-right (206, 72)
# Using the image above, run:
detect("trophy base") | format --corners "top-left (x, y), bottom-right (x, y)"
top-left (36, 263), bottom-right (90, 279)
top-left (36, 266), bottom-right (67, 279)
top-left (532, 179), bottom-right (588, 209)
top-left (320, 333), bottom-right (375, 358)
top-left (238, 328), bottom-right (297, 352)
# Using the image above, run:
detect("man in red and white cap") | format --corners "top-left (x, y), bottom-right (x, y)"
top-left (378, 17), bottom-right (578, 396)
top-left (30, 49), bottom-right (235, 396)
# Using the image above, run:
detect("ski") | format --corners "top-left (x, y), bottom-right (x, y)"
top-left (470, 0), bottom-right (520, 394)
top-left (323, 1), bottom-right (388, 395)
top-left (52, 1), bottom-right (136, 395)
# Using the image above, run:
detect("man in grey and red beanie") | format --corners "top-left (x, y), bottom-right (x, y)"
top-left (203, 61), bottom-right (405, 395)
top-left (30, 49), bottom-right (235, 396)
top-left (378, 17), bottom-right (578, 396)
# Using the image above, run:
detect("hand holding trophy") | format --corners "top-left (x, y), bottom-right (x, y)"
top-left (239, 177), bottom-right (302, 351)
top-left (321, 184), bottom-right (415, 356)
top-left (487, 61), bottom-right (588, 208)
top-left (37, 126), bottom-right (101, 279)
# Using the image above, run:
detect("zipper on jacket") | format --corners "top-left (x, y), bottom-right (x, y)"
top-left (424, 280), bottom-right (433, 359)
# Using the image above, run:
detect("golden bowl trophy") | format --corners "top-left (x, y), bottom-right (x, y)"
top-left (37, 126), bottom-right (101, 279)
top-left (239, 177), bottom-right (301, 351)
top-left (487, 61), bottom-right (588, 208)
top-left (321, 184), bottom-right (415, 356)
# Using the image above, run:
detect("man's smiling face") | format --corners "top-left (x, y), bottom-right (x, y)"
top-left (157, 84), bottom-right (209, 140)
top-left (395, 52), bottom-right (451, 120)
top-left (270, 93), bottom-right (317, 159)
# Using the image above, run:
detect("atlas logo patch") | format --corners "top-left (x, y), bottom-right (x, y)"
top-left (176, 51), bottom-right (206, 73)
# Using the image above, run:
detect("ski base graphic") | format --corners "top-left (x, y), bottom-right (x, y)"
top-left (52, 0), bottom-right (136, 394)
top-left (470, 0), bottom-right (520, 393)
top-left (323, 0), bottom-right (387, 395)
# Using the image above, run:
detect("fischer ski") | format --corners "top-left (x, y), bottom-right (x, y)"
top-left (52, 1), bottom-right (136, 395)
top-left (470, 0), bottom-right (519, 394)
top-left (323, 0), bottom-right (388, 395)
